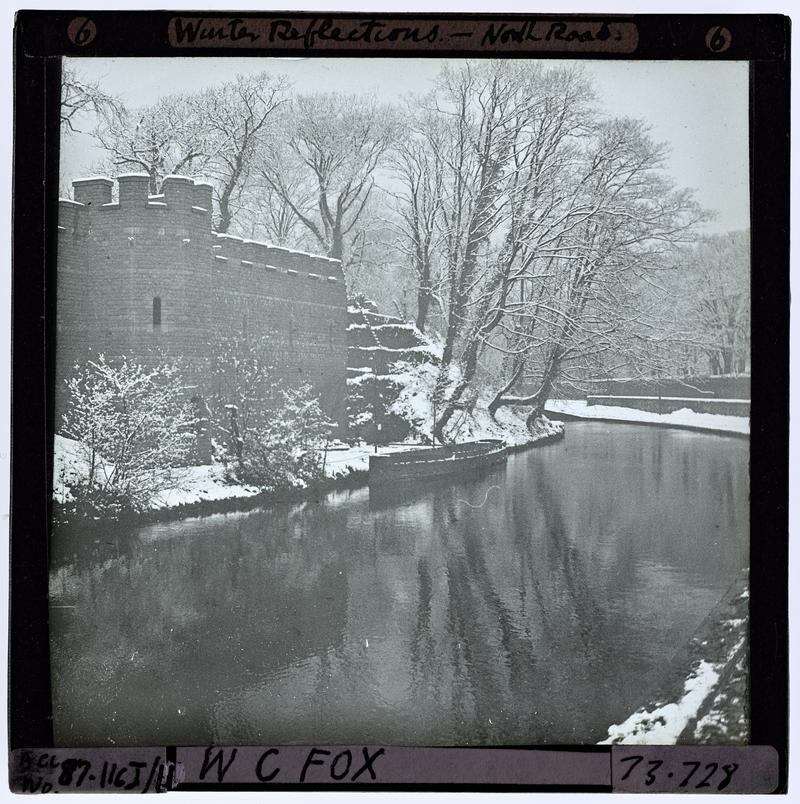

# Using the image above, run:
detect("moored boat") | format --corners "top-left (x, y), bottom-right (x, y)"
top-left (368, 439), bottom-right (507, 485)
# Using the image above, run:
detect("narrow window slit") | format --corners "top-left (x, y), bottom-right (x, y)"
top-left (153, 296), bottom-right (162, 331)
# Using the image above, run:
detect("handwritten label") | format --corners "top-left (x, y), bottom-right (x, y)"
top-left (167, 17), bottom-right (639, 53)
top-left (175, 745), bottom-right (608, 786)
top-left (10, 749), bottom-right (180, 793)
top-left (611, 746), bottom-right (779, 794)
top-left (182, 746), bottom-right (385, 784)
top-left (10, 745), bottom-right (779, 791)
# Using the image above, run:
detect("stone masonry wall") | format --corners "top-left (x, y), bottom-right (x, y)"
top-left (56, 174), bottom-right (348, 432)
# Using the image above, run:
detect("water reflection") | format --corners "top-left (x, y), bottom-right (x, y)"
top-left (50, 423), bottom-right (749, 746)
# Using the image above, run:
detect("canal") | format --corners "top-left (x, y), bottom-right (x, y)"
top-left (50, 422), bottom-right (749, 746)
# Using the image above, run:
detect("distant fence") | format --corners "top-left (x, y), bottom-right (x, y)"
top-left (586, 395), bottom-right (750, 417)
top-left (555, 375), bottom-right (751, 401)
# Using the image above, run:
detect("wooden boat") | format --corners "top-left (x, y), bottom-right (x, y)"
top-left (368, 439), bottom-right (507, 485)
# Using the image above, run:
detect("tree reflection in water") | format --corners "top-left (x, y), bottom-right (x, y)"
top-left (50, 423), bottom-right (749, 747)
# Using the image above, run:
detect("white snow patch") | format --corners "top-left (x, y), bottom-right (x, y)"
top-left (73, 175), bottom-right (115, 183)
top-left (352, 344), bottom-right (437, 354)
top-left (346, 372), bottom-right (400, 386)
top-left (599, 660), bottom-right (722, 745)
top-left (150, 465), bottom-right (261, 509)
top-left (389, 360), bottom-right (563, 446)
top-left (586, 395), bottom-right (747, 403)
top-left (370, 323), bottom-right (417, 331)
top-left (52, 435), bottom-right (107, 503)
top-left (320, 442), bottom-right (422, 478)
top-left (694, 708), bottom-right (726, 736)
top-left (546, 400), bottom-right (749, 435)
top-left (53, 434), bottom-right (261, 511)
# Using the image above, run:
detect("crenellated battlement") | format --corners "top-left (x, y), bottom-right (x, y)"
top-left (55, 174), bottom-right (349, 431)
top-left (212, 233), bottom-right (343, 283)
top-left (59, 174), bottom-right (344, 283)
top-left (60, 174), bottom-right (214, 224)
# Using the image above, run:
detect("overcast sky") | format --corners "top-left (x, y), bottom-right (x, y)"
top-left (62, 57), bottom-right (749, 234)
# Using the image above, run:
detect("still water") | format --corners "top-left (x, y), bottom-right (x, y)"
top-left (50, 422), bottom-right (749, 746)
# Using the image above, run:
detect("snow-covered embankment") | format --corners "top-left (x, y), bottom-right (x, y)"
top-left (546, 399), bottom-right (749, 436)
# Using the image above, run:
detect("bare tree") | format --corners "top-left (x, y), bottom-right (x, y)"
top-left (259, 92), bottom-right (398, 263)
top-left (61, 65), bottom-right (122, 135)
top-left (426, 62), bottom-right (597, 440)
top-left (237, 177), bottom-right (306, 246)
top-left (487, 117), bottom-right (705, 426)
top-left (59, 356), bottom-right (194, 517)
top-left (208, 332), bottom-right (278, 461)
top-left (678, 230), bottom-right (750, 375)
top-left (397, 61), bottom-right (704, 441)
top-left (93, 93), bottom-right (212, 194)
top-left (387, 103), bottom-right (447, 332)
top-left (199, 72), bottom-right (289, 234)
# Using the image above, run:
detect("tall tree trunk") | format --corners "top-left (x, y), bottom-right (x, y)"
top-left (217, 194), bottom-right (232, 234)
top-left (416, 284), bottom-right (431, 333)
top-left (524, 369), bottom-right (557, 430)
top-left (488, 357), bottom-right (526, 419)
top-left (438, 160), bottom-right (500, 371)
top-left (433, 327), bottom-right (484, 442)
top-left (415, 245), bottom-right (432, 332)
top-left (329, 229), bottom-right (344, 262)
top-left (487, 350), bottom-right (562, 431)
top-left (721, 346), bottom-right (733, 375)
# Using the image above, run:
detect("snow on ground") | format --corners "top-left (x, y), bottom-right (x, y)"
top-left (599, 581), bottom-right (749, 747)
top-left (150, 465), bottom-right (261, 510)
top-left (53, 435), bottom-right (90, 503)
top-left (599, 660), bottom-right (723, 745)
top-left (54, 435), bottom-right (454, 512)
top-left (585, 395), bottom-right (747, 403)
top-left (692, 643), bottom-right (748, 743)
top-left (53, 435), bottom-right (264, 511)
top-left (53, 357), bottom-right (564, 515)
top-left (390, 360), bottom-right (563, 446)
top-left (321, 442), bottom-right (422, 478)
top-left (52, 434), bottom-right (113, 503)
top-left (545, 399), bottom-right (749, 435)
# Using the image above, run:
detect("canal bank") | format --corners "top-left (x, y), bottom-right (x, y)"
top-left (546, 399), bottom-right (749, 438)
top-left (52, 412), bottom-right (565, 526)
top-left (601, 569), bottom-right (749, 745)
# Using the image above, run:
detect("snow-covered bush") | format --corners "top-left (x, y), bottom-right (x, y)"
top-left (208, 332), bottom-right (282, 460)
top-left (207, 334), bottom-right (334, 490)
top-left (57, 356), bottom-right (195, 521)
top-left (224, 384), bottom-right (334, 490)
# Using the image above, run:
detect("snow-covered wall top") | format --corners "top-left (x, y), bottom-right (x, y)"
top-left (55, 175), bottom-right (349, 428)
top-left (59, 175), bottom-right (344, 283)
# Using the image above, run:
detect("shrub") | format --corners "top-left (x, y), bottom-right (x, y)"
top-left (225, 385), bottom-right (334, 490)
top-left (58, 356), bottom-right (195, 519)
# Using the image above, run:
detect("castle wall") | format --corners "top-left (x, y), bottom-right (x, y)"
top-left (56, 175), bottom-right (348, 434)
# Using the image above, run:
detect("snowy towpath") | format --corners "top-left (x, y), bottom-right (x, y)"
top-left (545, 400), bottom-right (749, 436)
